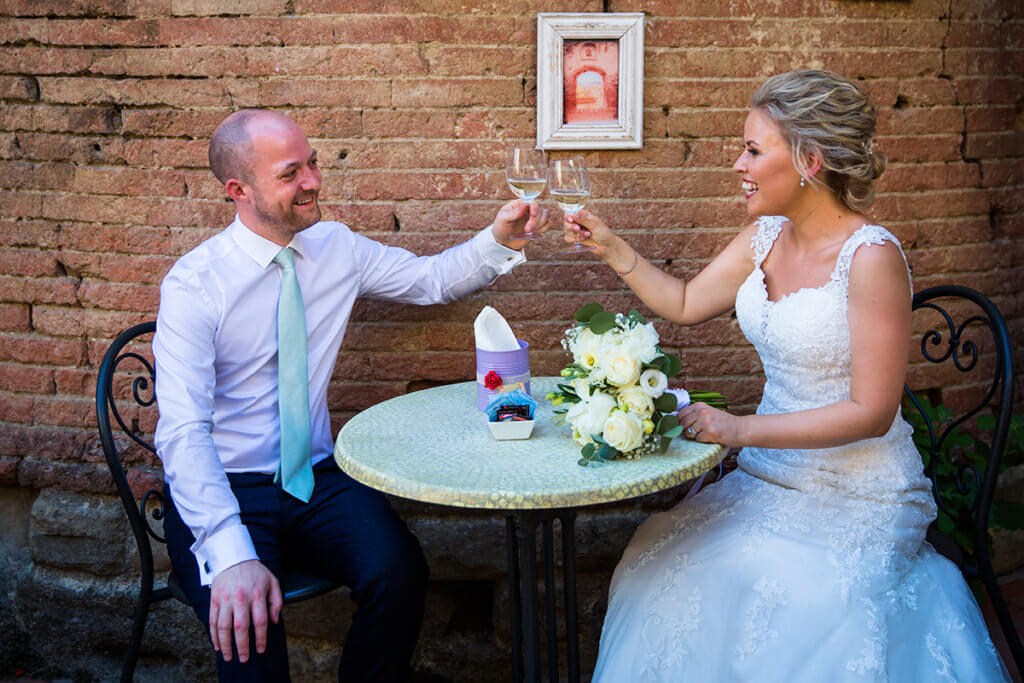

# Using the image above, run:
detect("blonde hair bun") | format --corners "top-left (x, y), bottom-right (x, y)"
top-left (751, 69), bottom-right (885, 211)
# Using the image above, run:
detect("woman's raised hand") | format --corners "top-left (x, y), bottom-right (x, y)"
top-left (564, 209), bottom-right (615, 256)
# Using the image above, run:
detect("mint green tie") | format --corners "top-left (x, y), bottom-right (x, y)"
top-left (273, 247), bottom-right (314, 503)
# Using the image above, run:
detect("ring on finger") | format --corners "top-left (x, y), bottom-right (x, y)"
top-left (686, 425), bottom-right (697, 436)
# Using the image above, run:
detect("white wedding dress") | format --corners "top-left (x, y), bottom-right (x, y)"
top-left (592, 216), bottom-right (1010, 682)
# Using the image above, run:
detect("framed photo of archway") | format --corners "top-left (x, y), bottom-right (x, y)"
top-left (536, 13), bottom-right (644, 150)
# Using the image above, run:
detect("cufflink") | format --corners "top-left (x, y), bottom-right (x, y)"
top-left (204, 561), bottom-right (211, 573)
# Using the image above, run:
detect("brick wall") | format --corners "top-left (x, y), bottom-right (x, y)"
top-left (0, 0), bottom-right (1021, 679)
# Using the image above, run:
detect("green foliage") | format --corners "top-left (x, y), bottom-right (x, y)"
top-left (905, 395), bottom-right (1024, 563)
top-left (653, 392), bottom-right (678, 414)
top-left (574, 302), bottom-right (604, 322)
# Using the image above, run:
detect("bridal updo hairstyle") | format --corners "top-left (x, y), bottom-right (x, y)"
top-left (750, 69), bottom-right (886, 212)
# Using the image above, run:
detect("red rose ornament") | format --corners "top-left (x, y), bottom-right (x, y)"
top-left (484, 370), bottom-right (503, 391)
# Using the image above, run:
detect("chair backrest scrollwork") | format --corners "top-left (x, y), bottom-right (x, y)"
top-left (903, 285), bottom-right (1021, 671)
top-left (96, 322), bottom-right (167, 554)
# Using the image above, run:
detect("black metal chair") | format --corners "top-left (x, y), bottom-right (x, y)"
top-left (904, 285), bottom-right (1022, 673)
top-left (96, 321), bottom-right (340, 683)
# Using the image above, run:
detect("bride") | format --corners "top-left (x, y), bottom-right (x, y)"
top-left (563, 70), bottom-right (1009, 682)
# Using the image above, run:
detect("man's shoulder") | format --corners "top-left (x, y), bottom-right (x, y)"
top-left (163, 227), bottom-right (236, 285)
top-left (302, 219), bottom-right (354, 243)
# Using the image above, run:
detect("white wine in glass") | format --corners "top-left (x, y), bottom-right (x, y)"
top-left (548, 157), bottom-right (595, 253)
top-left (505, 147), bottom-right (547, 240)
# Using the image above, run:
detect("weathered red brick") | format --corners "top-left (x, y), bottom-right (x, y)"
top-left (0, 363), bottom-right (55, 394)
top-left (965, 105), bottom-right (1018, 133)
top-left (34, 307), bottom-right (153, 338)
top-left (53, 368), bottom-right (97, 397)
top-left (39, 76), bottom-right (259, 108)
top-left (0, 75), bottom-right (39, 101)
top-left (945, 48), bottom-right (1023, 77)
top-left (0, 47), bottom-right (94, 75)
top-left (392, 78), bottom-right (522, 108)
top-left (0, 303), bottom-right (31, 332)
top-left (0, 248), bottom-right (61, 277)
top-left (0, 393), bottom-right (33, 422)
top-left (964, 131), bottom-right (1024, 160)
top-left (326, 381), bottom-right (405, 411)
top-left (0, 276), bottom-right (78, 305)
top-left (454, 109), bottom-right (533, 139)
top-left (120, 108), bottom-right (225, 137)
top-left (71, 167), bottom-right (187, 197)
top-left (75, 281), bottom-right (160, 311)
top-left (981, 159), bottom-right (1024, 189)
top-left (57, 224), bottom-right (212, 257)
top-left (44, 252), bottom-right (175, 286)
top-left (17, 456), bottom-right (115, 495)
top-left (7, 133), bottom-right (128, 165)
top-left (257, 78), bottom-right (388, 107)
top-left (0, 18), bottom-right (48, 44)
top-left (877, 135), bottom-right (961, 164)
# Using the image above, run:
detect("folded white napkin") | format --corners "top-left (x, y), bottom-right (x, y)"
top-left (474, 306), bottom-right (519, 351)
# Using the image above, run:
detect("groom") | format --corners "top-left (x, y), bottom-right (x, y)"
top-left (153, 108), bottom-right (549, 681)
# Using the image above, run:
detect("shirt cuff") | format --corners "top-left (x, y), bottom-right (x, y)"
top-left (479, 224), bottom-right (526, 274)
top-left (192, 523), bottom-right (259, 586)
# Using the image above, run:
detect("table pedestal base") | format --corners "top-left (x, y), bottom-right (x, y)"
top-left (504, 509), bottom-right (580, 683)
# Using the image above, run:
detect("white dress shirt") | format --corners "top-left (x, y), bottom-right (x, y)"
top-left (153, 215), bottom-right (524, 585)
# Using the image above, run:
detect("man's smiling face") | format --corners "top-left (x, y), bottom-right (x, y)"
top-left (242, 116), bottom-right (323, 239)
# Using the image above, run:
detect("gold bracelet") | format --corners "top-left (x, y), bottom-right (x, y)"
top-left (615, 248), bottom-right (639, 277)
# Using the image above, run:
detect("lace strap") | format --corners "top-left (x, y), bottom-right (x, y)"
top-left (831, 224), bottom-right (912, 294)
top-left (750, 215), bottom-right (787, 266)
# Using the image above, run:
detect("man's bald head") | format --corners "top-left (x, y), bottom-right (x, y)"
top-left (208, 109), bottom-right (299, 184)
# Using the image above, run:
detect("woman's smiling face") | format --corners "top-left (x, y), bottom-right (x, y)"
top-left (732, 108), bottom-right (805, 218)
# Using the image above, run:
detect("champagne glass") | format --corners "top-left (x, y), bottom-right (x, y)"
top-left (548, 157), bottom-right (594, 253)
top-left (505, 147), bottom-right (548, 240)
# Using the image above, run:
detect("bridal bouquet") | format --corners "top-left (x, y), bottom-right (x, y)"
top-left (547, 303), bottom-right (726, 466)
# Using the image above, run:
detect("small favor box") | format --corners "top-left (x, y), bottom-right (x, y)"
top-left (484, 389), bottom-right (536, 440)
top-left (476, 340), bottom-right (531, 411)
top-left (487, 419), bottom-right (535, 440)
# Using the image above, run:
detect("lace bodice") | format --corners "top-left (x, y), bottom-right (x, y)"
top-left (734, 216), bottom-right (934, 506)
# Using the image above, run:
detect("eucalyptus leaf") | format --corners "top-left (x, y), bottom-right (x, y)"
top-left (598, 443), bottom-right (616, 460)
top-left (589, 311), bottom-right (617, 334)
top-left (664, 353), bottom-right (682, 377)
top-left (653, 393), bottom-right (678, 413)
top-left (663, 425), bottom-right (683, 438)
top-left (647, 356), bottom-right (667, 372)
top-left (574, 303), bottom-right (604, 323)
top-left (658, 414), bottom-right (679, 434)
top-left (581, 443), bottom-right (596, 458)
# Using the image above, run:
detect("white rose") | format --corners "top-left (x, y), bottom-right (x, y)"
top-left (602, 350), bottom-right (642, 387)
top-left (617, 385), bottom-right (654, 419)
top-left (639, 369), bottom-right (668, 398)
top-left (566, 390), bottom-right (616, 443)
top-left (602, 410), bottom-right (644, 453)
top-left (570, 327), bottom-right (602, 371)
top-left (620, 323), bottom-right (660, 364)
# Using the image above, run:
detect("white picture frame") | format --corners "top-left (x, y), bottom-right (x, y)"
top-left (536, 12), bottom-right (644, 150)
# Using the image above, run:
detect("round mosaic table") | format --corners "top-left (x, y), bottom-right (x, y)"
top-left (334, 377), bottom-right (726, 683)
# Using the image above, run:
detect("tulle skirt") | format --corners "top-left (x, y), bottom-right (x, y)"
top-left (592, 469), bottom-right (1010, 682)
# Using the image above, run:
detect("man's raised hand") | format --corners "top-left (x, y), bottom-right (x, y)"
top-left (492, 199), bottom-right (552, 250)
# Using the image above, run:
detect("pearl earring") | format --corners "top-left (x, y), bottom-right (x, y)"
top-left (800, 177), bottom-right (807, 187)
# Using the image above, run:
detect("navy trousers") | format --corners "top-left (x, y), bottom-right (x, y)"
top-left (163, 458), bottom-right (429, 682)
